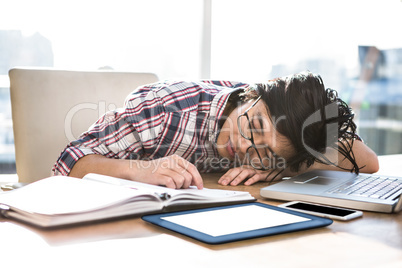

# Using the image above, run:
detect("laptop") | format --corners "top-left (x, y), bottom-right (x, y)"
top-left (260, 170), bottom-right (402, 213)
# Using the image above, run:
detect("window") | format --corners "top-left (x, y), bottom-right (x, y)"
top-left (1, 0), bottom-right (402, 174)
top-left (0, 0), bottom-right (204, 174)
top-left (210, 0), bottom-right (402, 155)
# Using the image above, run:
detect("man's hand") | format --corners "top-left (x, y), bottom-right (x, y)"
top-left (69, 154), bottom-right (203, 190)
top-left (133, 154), bottom-right (204, 189)
top-left (218, 166), bottom-right (283, 186)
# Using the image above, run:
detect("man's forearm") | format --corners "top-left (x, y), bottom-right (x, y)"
top-left (68, 154), bottom-right (132, 179)
top-left (282, 140), bottom-right (379, 176)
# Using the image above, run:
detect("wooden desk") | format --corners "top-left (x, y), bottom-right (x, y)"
top-left (1, 156), bottom-right (402, 268)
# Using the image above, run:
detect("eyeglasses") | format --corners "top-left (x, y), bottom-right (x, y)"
top-left (237, 96), bottom-right (279, 170)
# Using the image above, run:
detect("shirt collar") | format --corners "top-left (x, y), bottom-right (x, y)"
top-left (208, 88), bottom-right (243, 143)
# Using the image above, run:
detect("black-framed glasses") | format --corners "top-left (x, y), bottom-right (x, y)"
top-left (237, 95), bottom-right (279, 170)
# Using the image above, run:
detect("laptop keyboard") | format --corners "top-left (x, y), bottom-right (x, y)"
top-left (327, 175), bottom-right (402, 199)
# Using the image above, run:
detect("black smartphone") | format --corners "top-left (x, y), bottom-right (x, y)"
top-left (279, 201), bottom-right (363, 221)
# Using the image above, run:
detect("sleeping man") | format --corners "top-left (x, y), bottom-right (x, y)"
top-left (52, 71), bottom-right (378, 189)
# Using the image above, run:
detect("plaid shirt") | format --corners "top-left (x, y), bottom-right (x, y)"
top-left (52, 80), bottom-right (249, 175)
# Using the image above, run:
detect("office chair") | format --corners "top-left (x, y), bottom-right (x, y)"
top-left (9, 67), bottom-right (158, 183)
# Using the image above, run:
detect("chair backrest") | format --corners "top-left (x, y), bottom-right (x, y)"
top-left (9, 67), bottom-right (158, 183)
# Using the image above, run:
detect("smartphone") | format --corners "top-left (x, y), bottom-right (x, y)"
top-left (278, 201), bottom-right (363, 221)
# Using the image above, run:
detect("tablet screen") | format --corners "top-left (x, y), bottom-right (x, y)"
top-left (161, 204), bottom-right (310, 237)
top-left (142, 203), bottom-right (333, 244)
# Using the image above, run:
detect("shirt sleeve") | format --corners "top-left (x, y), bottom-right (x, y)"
top-left (201, 80), bottom-right (249, 89)
top-left (52, 83), bottom-right (165, 176)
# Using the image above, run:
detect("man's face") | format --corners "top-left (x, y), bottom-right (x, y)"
top-left (216, 98), bottom-right (293, 169)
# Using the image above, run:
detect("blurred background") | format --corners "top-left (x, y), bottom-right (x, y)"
top-left (1, 0), bottom-right (402, 174)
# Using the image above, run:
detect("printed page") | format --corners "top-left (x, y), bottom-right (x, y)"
top-left (84, 173), bottom-right (254, 205)
top-left (0, 176), bottom-right (153, 215)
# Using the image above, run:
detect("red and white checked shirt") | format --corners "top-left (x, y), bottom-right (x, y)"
top-left (52, 80), bottom-right (249, 175)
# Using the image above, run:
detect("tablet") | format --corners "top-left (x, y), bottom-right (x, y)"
top-left (141, 202), bottom-right (333, 244)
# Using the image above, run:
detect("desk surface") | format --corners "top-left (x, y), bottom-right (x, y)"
top-left (1, 155), bottom-right (402, 268)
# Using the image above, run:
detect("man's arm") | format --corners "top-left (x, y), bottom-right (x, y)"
top-left (69, 154), bottom-right (204, 189)
top-left (219, 139), bottom-right (379, 186)
top-left (52, 82), bottom-right (162, 177)
top-left (282, 139), bottom-right (379, 176)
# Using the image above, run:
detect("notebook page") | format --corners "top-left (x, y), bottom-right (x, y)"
top-left (0, 177), bottom-right (146, 215)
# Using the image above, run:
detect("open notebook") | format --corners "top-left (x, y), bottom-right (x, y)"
top-left (0, 174), bottom-right (255, 227)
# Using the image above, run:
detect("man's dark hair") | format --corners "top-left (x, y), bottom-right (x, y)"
top-left (242, 71), bottom-right (359, 174)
